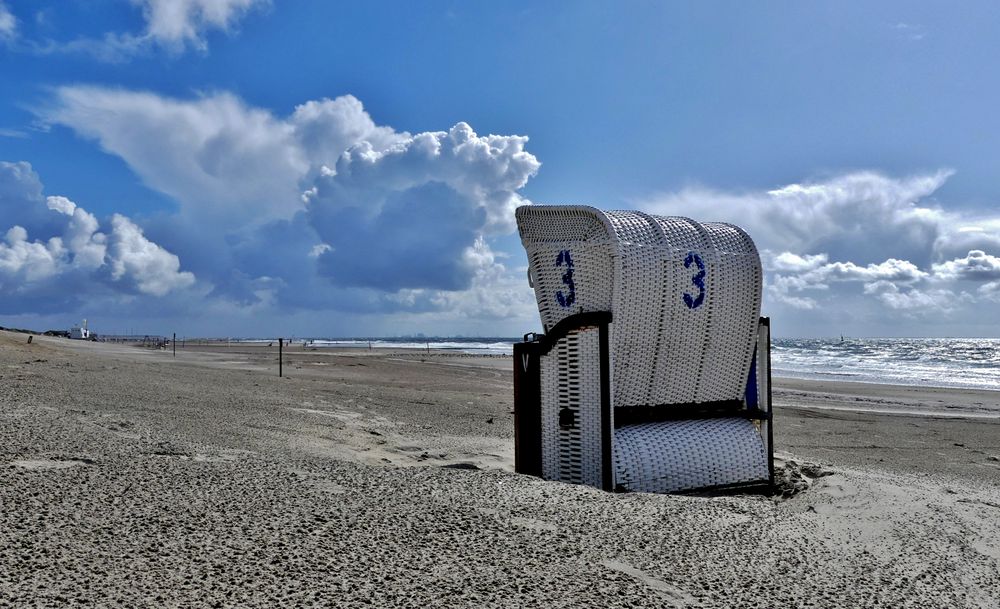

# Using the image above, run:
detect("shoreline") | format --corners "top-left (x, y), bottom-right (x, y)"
top-left (35, 332), bottom-right (1000, 394)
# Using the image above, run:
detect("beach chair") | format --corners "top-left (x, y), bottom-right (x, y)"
top-left (513, 206), bottom-right (773, 493)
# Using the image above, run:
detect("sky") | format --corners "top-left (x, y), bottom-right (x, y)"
top-left (2, 1), bottom-right (1000, 338)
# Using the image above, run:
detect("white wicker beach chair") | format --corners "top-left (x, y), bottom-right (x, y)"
top-left (513, 205), bottom-right (773, 493)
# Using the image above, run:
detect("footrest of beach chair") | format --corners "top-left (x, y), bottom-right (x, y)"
top-left (613, 418), bottom-right (769, 493)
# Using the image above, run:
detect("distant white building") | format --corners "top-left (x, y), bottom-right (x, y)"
top-left (69, 319), bottom-right (90, 340)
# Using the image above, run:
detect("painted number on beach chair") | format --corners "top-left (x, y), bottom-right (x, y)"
top-left (555, 249), bottom-right (576, 308)
top-left (683, 251), bottom-right (706, 309)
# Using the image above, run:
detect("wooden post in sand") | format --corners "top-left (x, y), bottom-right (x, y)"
top-left (279, 338), bottom-right (284, 378)
top-left (173, 333), bottom-right (176, 358)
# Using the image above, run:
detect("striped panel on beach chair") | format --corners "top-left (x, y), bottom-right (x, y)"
top-left (540, 326), bottom-right (604, 486)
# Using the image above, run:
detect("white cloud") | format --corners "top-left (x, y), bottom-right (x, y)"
top-left (637, 170), bottom-right (1000, 329)
top-left (0, 1), bottom-right (16, 41)
top-left (768, 256), bottom-right (926, 296)
top-left (59, 199), bottom-right (108, 271)
top-left (863, 281), bottom-right (967, 313)
top-left (35, 84), bottom-right (1000, 335)
top-left (979, 281), bottom-right (1000, 302)
top-left (45, 195), bottom-right (76, 215)
top-left (766, 280), bottom-right (818, 310)
top-left (892, 22), bottom-right (926, 42)
top-left (290, 96), bottom-right (407, 173)
top-left (308, 243), bottom-right (331, 258)
top-left (138, 0), bottom-right (266, 51)
top-left (0, 226), bottom-right (63, 283)
top-left (45, 86), bottom-right (308, 226)
top-left (26, 0), bottom-right (265, 60)
top-left (766, 251), bottom-right (828, 273)
top-left (810, 258), bottom-right (928, 284)
top-left (931, 250), bottom-right (1000, 282)
top-left (306, 122), bottom-right (540, 291)
top-left (765, 256), bottom-right (927, 311)
top-left (43, 87), bottom-right (541, 302)
top-left (108, 214), bottom-right (195, 296)
top-left (25, 87), bottom-right (542, 331)
top-left (426, 239), bottom-right (538, 322)
top-left (933, 221), bottom-right (1000, 261)
top-left (641, 170), bottom-right (951, 268)
top-left (0, 163), bottom-right (195, 301)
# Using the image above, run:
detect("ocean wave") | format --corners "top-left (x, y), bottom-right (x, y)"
top-left (772, 338), bottom-right (1000, 391)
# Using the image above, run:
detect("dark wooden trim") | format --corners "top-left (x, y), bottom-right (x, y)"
top-left (761, 316), bottom-right (775, 486)
top-left (599, 323), bottom-right (613, 491)
top-left (613, 401), bottom-right (768, 427)
top-left (745, 350), bottom-right (759, 409)
top-left (512, 341), bottom-right (543, 477)
top-left (672, 478), bottom-right (774, 496)
top-left (535, 311), bottom-right (613, 356)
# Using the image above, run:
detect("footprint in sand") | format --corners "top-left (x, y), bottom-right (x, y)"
top-left (601, 559), bottom-right (699, 607)
top-left (10, 458), bottom-right (94, 470)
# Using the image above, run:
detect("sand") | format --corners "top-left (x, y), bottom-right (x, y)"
top-left (1, 330), bottom-right (999, 608)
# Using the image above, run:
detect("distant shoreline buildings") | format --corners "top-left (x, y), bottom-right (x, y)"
top-left (69, 319), bottom-right (91, 340)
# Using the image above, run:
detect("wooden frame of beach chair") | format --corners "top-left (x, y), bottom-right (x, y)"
top-left (513, 206), bottom-right (773, 494)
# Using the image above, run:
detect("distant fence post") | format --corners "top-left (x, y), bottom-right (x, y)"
top-left (173, 332), bottom-right (176, 358)
top-left (279, 338), bottom-right (284, 378)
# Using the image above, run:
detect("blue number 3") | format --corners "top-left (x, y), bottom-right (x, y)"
top-left (555, 249), bottom-right (576, 308)
top-left (683, 251), bottom-right (706, 309)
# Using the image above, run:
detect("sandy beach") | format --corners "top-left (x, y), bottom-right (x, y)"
top-left (2, 330), bottom-right (999, 608)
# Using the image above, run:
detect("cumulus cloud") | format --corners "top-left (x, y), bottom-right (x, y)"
top-left (765, 252), bottom-right (828, 273)
top-left (863, 281), bottom-right (968, 313)
top-left (0, 162), bottom-right (194, 309)
top-left (108, 214), bottom-right (195, 296)
top-left (811, 258), bottom-right (928, 284)
top-left (0, 161), bottom-right (48, 229)
top-left (42, 87), bottom-right (541, 304)
top-left (766, 257), bottom-right (927, 310)
top-left (638, 170), bottom-right (1000, 327)
top-left (38, 83), bottom-right (1000, 335)
top-left (0, 226), bottom-right (62, 283)
top-left (46, 195), bottom-right (108, 270)
top-left (290, 97), bottom-right (407, 175)
top-left (642, 170), bottom-right (951, 268)
top-left (306, 122), bottom-right (539, 291)
top-left (427, 239), bottom-right (538, 322)
top-left (931, 250), bottom-right (1000, 282)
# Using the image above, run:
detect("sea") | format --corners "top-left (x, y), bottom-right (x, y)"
top-left (302, 338), bottom-right (515, 356)
top-left (299, 336), bottom-right (1000, 392)
top-left (772, 338), bottom-right (1000, 392)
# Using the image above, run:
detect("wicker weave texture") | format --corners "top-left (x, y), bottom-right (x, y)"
top-left (527, 244), bottom-right (614, 332)
top-left (517, 205), bottom-right (762, 406)
top-left (539, 327), bottom-right (604, 486)
top-left (613, 419), bottom-right (769, 493)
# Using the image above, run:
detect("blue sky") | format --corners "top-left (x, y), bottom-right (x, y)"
top-left (2, 1), bottom-right (1000, 338)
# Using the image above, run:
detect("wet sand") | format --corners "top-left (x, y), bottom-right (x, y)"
top-left (1, 331), bottom-right (999, 607)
